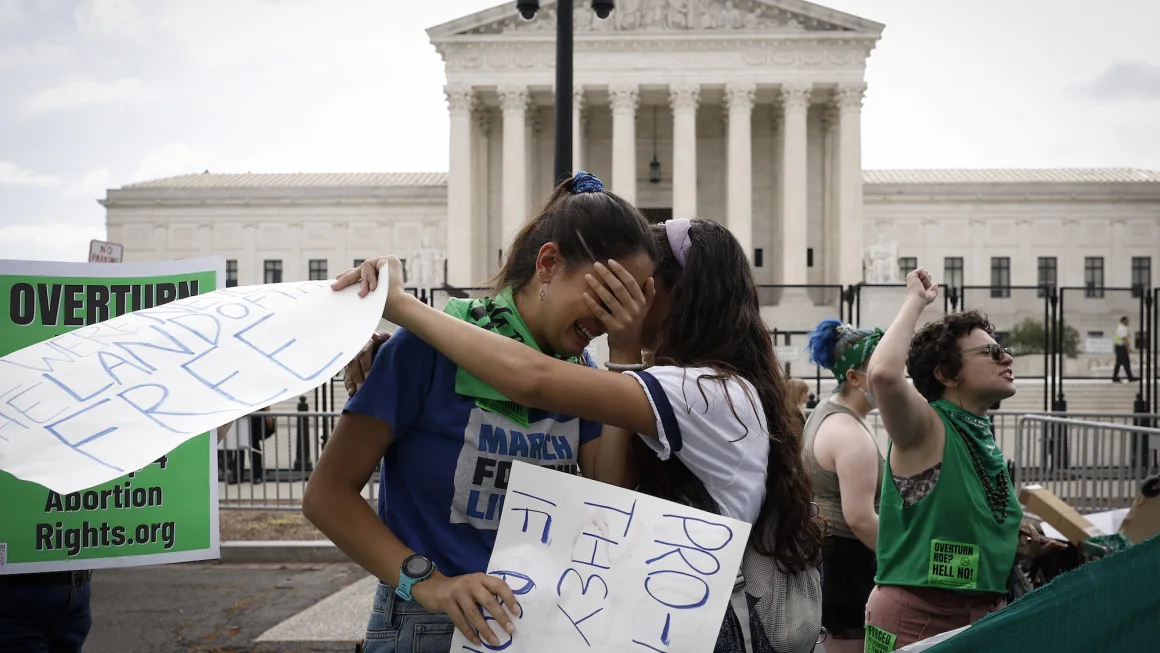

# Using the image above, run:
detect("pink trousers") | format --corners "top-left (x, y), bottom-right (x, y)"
top-left (864, 585), bottom-right (1006, 650)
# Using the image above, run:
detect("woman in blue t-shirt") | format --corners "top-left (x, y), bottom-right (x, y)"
top-left (302, 172), bottom-right (656, 652)
top-left (346, 218), bottom-right (825, 653)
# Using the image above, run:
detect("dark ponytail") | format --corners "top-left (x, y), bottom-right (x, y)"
top-left (489, 173), bottom-right (655, 292)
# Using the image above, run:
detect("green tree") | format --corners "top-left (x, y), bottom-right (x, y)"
top-left (1001, 318), bottom-right (1079, 358)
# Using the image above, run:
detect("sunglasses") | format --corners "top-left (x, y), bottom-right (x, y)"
top-left (961, 343), bottom-right (1013, 362)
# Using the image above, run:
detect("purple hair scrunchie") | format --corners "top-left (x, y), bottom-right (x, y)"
top-left (664, 218), bottom-right (692, 268)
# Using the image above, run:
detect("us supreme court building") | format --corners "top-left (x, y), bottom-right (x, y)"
top-left (103, 0), bottom-right (1160, 380)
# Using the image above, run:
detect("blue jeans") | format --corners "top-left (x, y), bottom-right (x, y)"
top-left (358, 581), bottom-right (746, 653)
top-left (0, 572), bottom-right (92, 653)
top-left (362, 582), bottom-right (456, 653)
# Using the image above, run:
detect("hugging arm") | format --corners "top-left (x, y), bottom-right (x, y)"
top-left (391, 293), bottom-right (658, 437)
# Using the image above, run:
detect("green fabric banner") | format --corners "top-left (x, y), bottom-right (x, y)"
top-left (911, 533), bottom-right (1160, 652)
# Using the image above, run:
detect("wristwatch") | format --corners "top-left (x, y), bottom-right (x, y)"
top-left (395, 554), bottom-right (436, 602)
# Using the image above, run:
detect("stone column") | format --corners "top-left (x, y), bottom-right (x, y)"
top-left (198, 223), bottom-right (212, 257)
top-left (572, 87), bottom-right (585, 174)
top-left (445, 85), bottom-right (475, 286)
top-left (779, 83), bottom-right (811, 285)
top-left (153, 223), bottom-right (168, 262)
top-left (821, 102), bottom-right (838, 285)
top-left (333, 221), bottom-right (349, 278)
top-left (473, 109), bottom-right (491, 282)
top-left (669, 83), bottom-right (700, 220)
top-left (725, 83), bottom-right (756, 261)
top-left (835, 83), bottom-right (867, 286)
top-left (499, 85), bottom-right (529, 257)
top-left (243, 224), bottom-right (258, 285)
top-left (609, 84), bottom-right (639, 203)
top-left (288, 222), bottom-right (303, 281)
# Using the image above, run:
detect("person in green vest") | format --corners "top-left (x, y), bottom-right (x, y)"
top-left (863, 268), bottom-right (1022, 650)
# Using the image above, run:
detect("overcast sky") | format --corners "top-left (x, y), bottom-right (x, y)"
top-left (1, 0), bottom-right (1158, 263)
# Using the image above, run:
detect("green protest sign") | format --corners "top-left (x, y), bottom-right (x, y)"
top-left (0, 258), bottom-right (224, 574)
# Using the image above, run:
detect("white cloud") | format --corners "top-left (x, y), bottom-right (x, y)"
top-left (129, 143), bottom-right (218, 184)
top-left (0, 161), bottom-right (61, 188)
top-left (72, 167), bottom-right (112, 196)
top-left (0, 42), bottom-right (73, 70)
top-left (73, 0), bottom-right (147, 37)
top-left (0, 0), bottom-right (24, 26)
top-left (0, 223), bottom-right (103, 262)
top-left (22, 77), bottom-right (144, 117)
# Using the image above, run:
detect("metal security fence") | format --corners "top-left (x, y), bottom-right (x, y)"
top-left (217, 409), bottom-right (1160, 511)
top-left (217, 411), bottom-right (379, 510)
top-left (1012, 415), bottom-right (1160, 513)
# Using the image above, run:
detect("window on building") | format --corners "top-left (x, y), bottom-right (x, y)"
top-left (264, 260), bottom-right (283, 284)
top-left (1131, 256), bottom-right (1151, 297)
top-left (226, 260), bottom-right (238, 288)
top-left (308, 259), bottom-right (328, 281)
top-left (990, 257), bottom-right (1011, 298)
top-left (1037, 257), bottom-right (1057, 298)
top-left (1084, 257), bottom-right (1104, 298)
top-left (353, 259), bottom-right (365, 268)
top-left (898, 257), bottom-right (917, 279)
top-left (944, 257), bottom-right (964, 295)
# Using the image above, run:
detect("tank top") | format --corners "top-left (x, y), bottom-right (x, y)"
top-left (875, 401), bottom-right (1022, 595)
top-left (803, 396), bottom-right (884, 540)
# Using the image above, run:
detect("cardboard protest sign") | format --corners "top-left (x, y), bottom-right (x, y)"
top-left (0, 258), bottom-right (223, 574)
top-left (453, 461), bottom-right (752, 653)
top-left (0, 259), bottom-right (387, 496)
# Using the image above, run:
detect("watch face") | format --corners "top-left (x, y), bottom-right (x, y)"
top-left (403, 555), bottom-right (432, 579)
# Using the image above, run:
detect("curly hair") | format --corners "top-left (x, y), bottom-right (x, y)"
top-left (906, 310), bottom-right (997, 401)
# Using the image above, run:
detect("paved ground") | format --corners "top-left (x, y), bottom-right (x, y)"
top-left (87, 562), bottom-right (368, 653)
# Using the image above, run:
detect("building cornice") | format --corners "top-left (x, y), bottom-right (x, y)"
top-left (101, 185), bottom-right (448, 209)
top-left (436, 37), bottom-right (875, 75)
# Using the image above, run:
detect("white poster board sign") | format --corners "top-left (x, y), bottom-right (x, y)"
top-left (88, 240), bottom-right (124, 263)
top-left (0, 277), bottom-right (386, 494)
top-left (454, 461), bottom-right (752, 653)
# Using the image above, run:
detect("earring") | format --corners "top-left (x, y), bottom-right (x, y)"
top-left (539, 281), bottom-right (547, 301)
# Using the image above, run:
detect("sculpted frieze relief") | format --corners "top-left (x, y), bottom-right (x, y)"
top-left (440, 42), bottom-right (870, 71)
top-left (460, 0), bottom-right (845, 36)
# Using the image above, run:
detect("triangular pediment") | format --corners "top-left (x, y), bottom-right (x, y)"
top-left (428, 0), bottom-right (884, 40)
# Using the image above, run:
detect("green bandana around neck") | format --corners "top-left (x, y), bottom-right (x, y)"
top-left (930, 398), bottom-right (1013, 523)
top-left (832, 328), bottom-right (884, 381)
top-left (442, 287), bottom-right (583, 428)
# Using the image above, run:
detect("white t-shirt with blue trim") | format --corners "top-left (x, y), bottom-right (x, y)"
top-left (626, 365), bottom-right (770, 523)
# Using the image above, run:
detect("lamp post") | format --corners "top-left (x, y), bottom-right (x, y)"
top-left (517, 0), bottom-right (615, 186)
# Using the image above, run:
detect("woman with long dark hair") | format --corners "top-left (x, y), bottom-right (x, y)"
top-left (338, 217), bottom-right (824, 653)
top-left (303, 171), bottom-right (656, 653)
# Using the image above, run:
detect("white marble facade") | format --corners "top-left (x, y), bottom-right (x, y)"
top-left (101, 0), bottom-right (1160, 300)
top-left (435, 0), bottom-right (880, 287)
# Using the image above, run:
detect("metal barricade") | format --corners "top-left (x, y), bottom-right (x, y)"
top-left (217, 410), bottom-right (377, 511)
top-left (217, 408), bottom-right (1160, 511)
top-left (1013, 415), bottom-right (1160, 513)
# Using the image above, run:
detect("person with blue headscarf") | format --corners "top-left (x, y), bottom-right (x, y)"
top-left (802, 318), bottom-right (886, 653)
